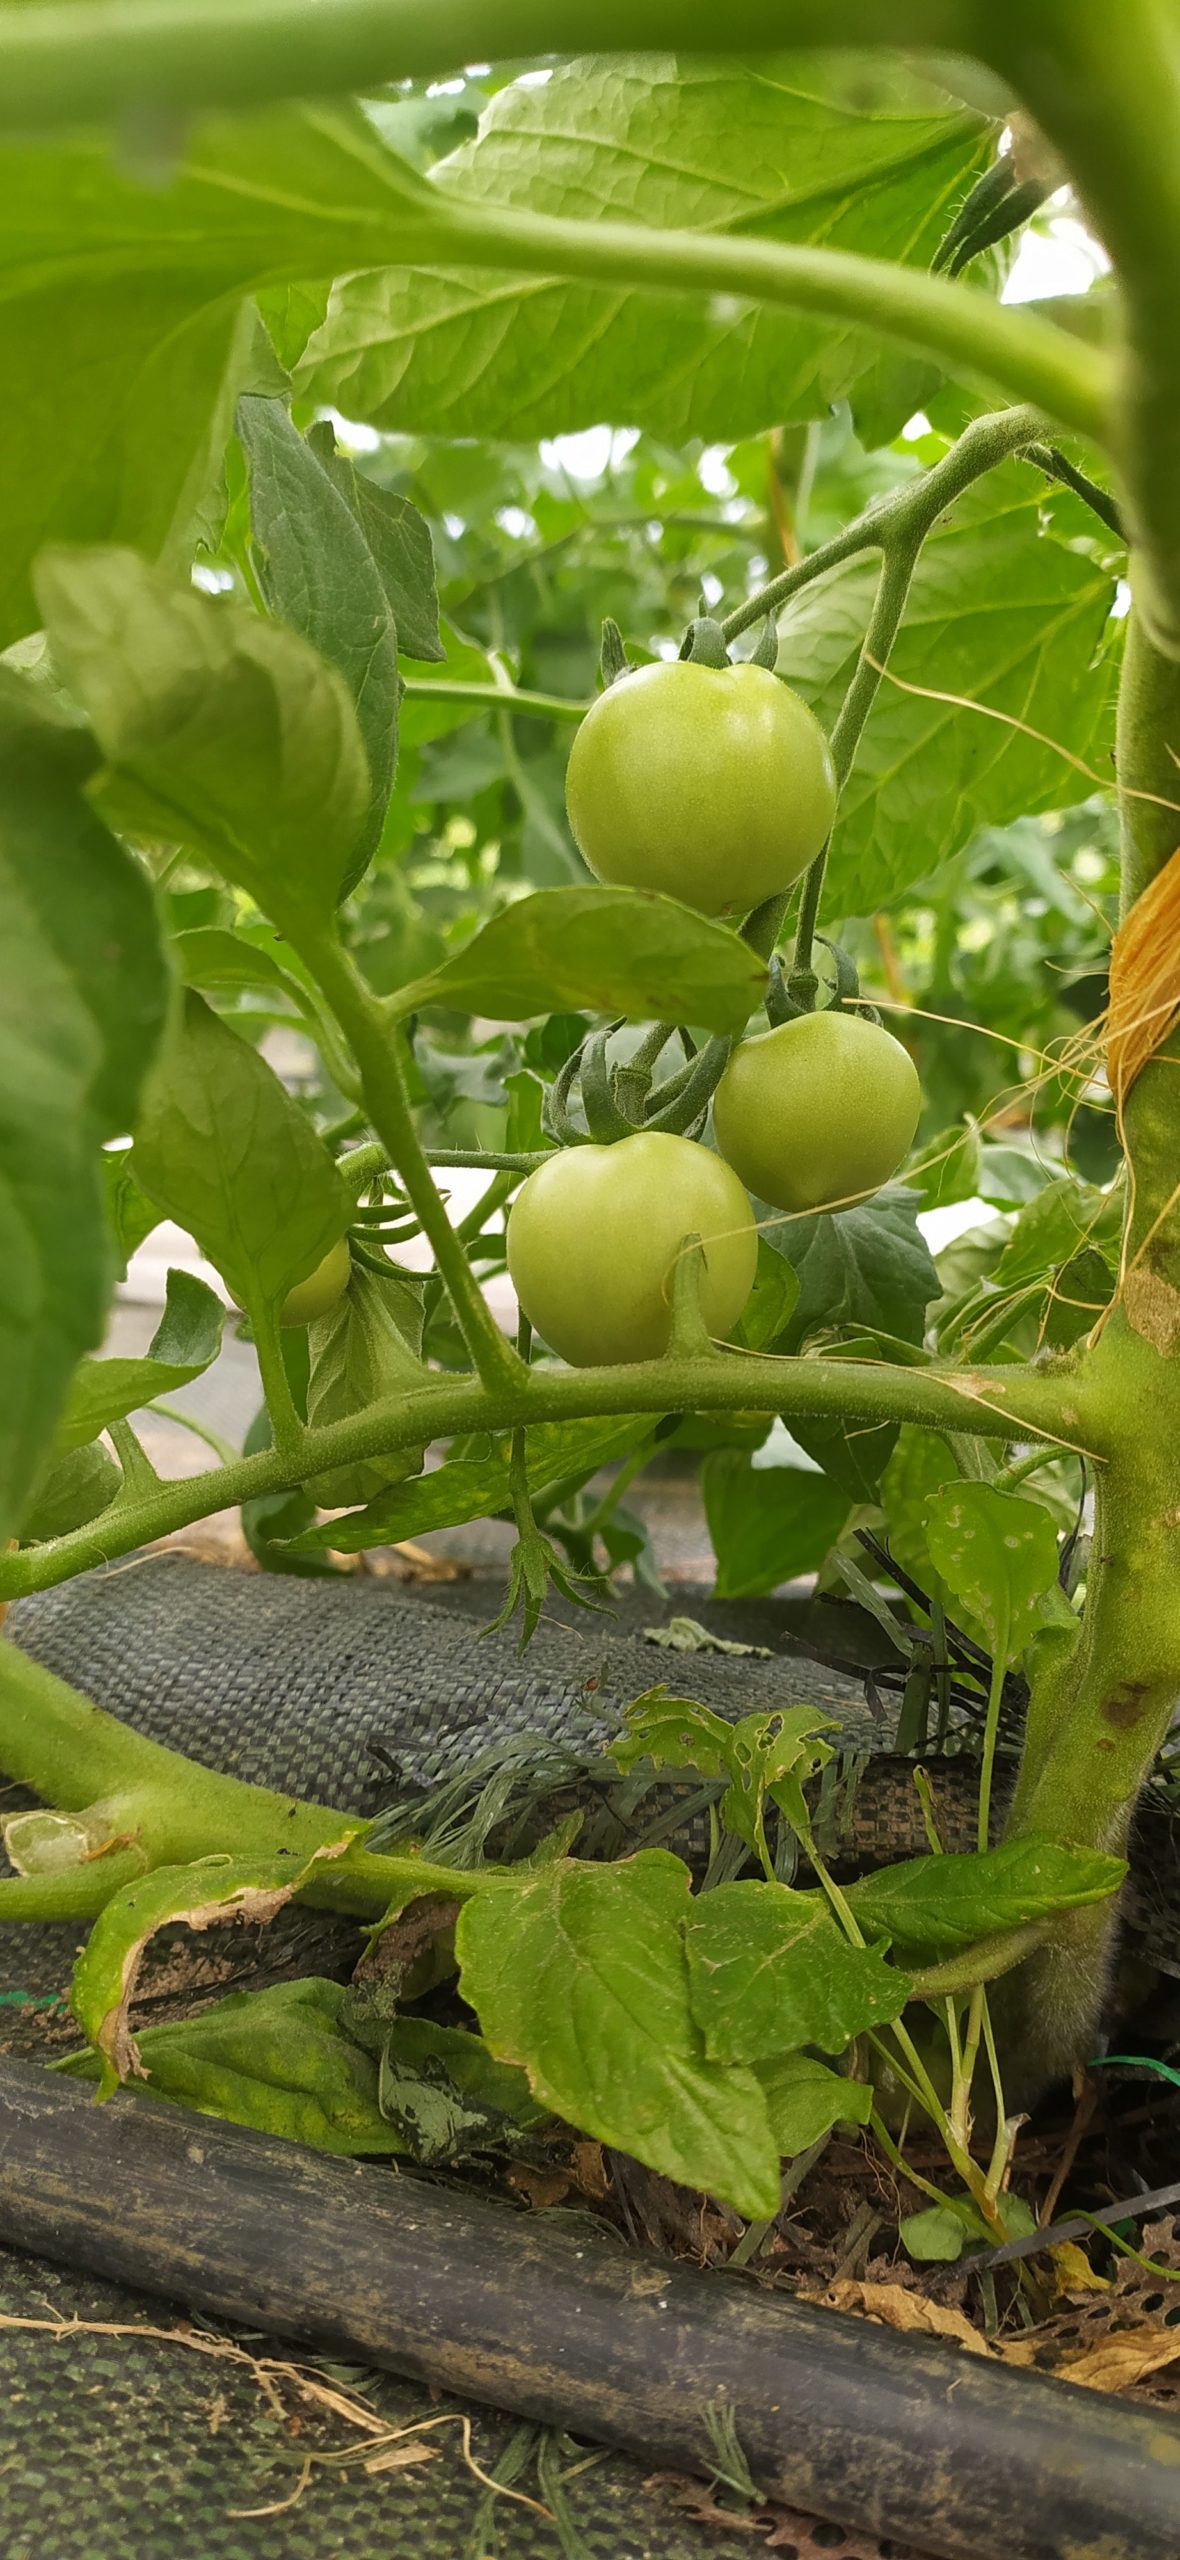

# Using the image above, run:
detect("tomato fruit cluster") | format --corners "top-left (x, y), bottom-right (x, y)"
top-left (506, 1131), bottom-right (757, 1366)
top-left (713, 1011), bottom-right (921, 1215)
top-left (565, 659), bottom-right (836, 918)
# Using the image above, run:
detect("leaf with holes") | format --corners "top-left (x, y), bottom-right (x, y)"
top-left (925, 1481), bottom-right (1063, 1663)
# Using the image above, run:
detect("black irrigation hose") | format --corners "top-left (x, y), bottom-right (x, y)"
top-left (2, 2060), bottom-right (1179, 2560)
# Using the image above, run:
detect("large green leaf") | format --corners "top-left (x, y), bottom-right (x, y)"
top-left (0, 693), bottom-right (168, 1539)
top-left (132, 991), bottom-right (351, 1311)
top-left (456, 1851), bottom-right (781, 2217)
top-left (684, 1877), bottom-right (911, 2064)
top-left (393, 886), bottom-right (767, 1031)
top-left (307, 422), bottom-right (443, 665)
top-left (756, 2050), bottom-right (873, 2153)
top-left (0, 105), bottom-right (431, 648)
top-left (300, 55), bottom-right (993, 443)
top-left (777, 462), bottom-right (1120, 915)
top-left (925, 1480), bottom-right (1065, 1661)
top-left (237, 396), bottom-right (401, 890)
top-left (37, 546), bottom-right (372, 920)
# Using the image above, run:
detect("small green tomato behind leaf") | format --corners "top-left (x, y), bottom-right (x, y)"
top-left (713, 1011), bottom-right (921, 1215)
top-left (232, 1235), bottom-right (352, 1329)
top-left (506, 1131), bottom-right (756, 1367)
top-left (564, 659), bottom-right (836, 917)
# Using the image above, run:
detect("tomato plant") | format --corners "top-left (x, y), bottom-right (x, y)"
top-left (564, 658), bottom-right (837, 915)
top-left (506, 1130), bottom-right (757, 1365)
top-left (2, 4), bottom-right (1180, 2328)
top-left (712, 1011), bottom-right (922, 1213)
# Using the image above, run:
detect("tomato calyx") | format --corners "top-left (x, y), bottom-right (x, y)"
top-left (541, 1018), bottom-right (733, 1148)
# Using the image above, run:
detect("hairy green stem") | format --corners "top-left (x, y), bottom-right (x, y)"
top-left (982, 0), bottom-right (1180, 653)
top-left (0, 3), bottom-right (1004, 135)
top-left (0, 1351), bottom-right (1078, 1602)
top-left (439, 202), bottom-right (1109, 448)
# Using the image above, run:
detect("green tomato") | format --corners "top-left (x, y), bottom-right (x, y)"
top-left (712, 1012), bottom-right (921, 1215)
top-left (506, 1131), bottom-right (757, 1367)
top-left (564, 659), bottom-right (836, 917)
top-left (279, 1236), bottom-right (352, 1328)
top-left (232, 1235), bottom-right (352, 1329)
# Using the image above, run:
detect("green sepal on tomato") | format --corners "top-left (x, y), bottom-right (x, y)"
top-left (564, 660), bottom-right (836, 918)
top-left (506, 1131), bottom-right (757, 1367)
top-left (713, 1012), bottom-right (921, 1215)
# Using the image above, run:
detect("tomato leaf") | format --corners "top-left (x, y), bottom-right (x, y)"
top-left (755, 2050), bottom-right (873, 2154)
top-left (20, 1440), bottom-right (123, 1542)
top-left (702, 1448), bottom-right (850, 1598)
top-left (0, 687), bottom-right (168, 1539)
top-left (307, 420), bottom-right (443, 664)
top-left (456, 1851), bottom-right (781, 2217)
top-left (54, 1267), bottom-right (226, 1455)
top-left (377, 2016), bottom-right (548, 2164)
top-left (238, 395), bottom-right (401, 893)
top-left (305, 1263), bottom-right (428, 1506)
top-left (779, 462), bottom-right (1120, 912)
top-left (291, 1413), bottom-right (649, 1552)
top-left (60, 1977), bottom-right (406, 2156)
top-left (848, 1837), bottom-right (1125, 1955)
top-left (132, 990), bottom-right (352, 1311)
top-left (300, 59), bottom-right (992, 446)
top-left (925, 1481), bottom-right (1064, 1663)
top-left (390, 885), bottom-right (767, 1032)
top-left (36, 545), bottom-right (372, 920)
top-left (684, 1877), bottom-right (912, 2063)
top-left (759, 1184), bottom-right (940, 1350)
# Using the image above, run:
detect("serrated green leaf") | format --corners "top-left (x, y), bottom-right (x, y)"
top-left (392, 886), bottom-right (766, 1032)
top-left (778, 462), bottom-right (1119, 913)
top-left (55, 1267), bottom-right (225, 1455)
top-left (684, 1877), bottom-right (912, 2064)
top-left (238, 396), bottom-right (400, 891)
top-left (132, 990), bottom-right (351, 1311)
top-left (37, 546), bottom-right (372, 919)
top-left (703, 1449), bottom-right (850, 1599)
top-left (848, 1836), bottom-right (1125, 1955)
top-left (300, 57), bottom-right (992, 445)
top-left (755, 2050), bottom-right (873, 2154)
top-left (456, 1850), bottom-right (781, 2217)
top-left (996, 1174), bottom-right (1121, 1290)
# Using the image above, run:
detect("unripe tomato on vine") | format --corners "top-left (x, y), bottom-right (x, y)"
top-left (564, 659), bottom-right (836, 917)
top-left (712, 1012), bottom-right (920, 1215)
top-left (231, 1236), bottom-right (352, 1328)
top-left (506, 1131), bottom-right (756, 1366)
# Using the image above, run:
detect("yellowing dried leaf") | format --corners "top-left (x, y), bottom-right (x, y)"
top-left (1005, 2325), bottom-right (1180, 2392)
top-left (1107, 843), bottom-right (1180, 1105)
top-left (821, 2279), bottom-right (989, 2355)
top-left (364, 2442), bottom-right (438, 2475)
top-left (1050, 2240), bottom-right (1110, 2296)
